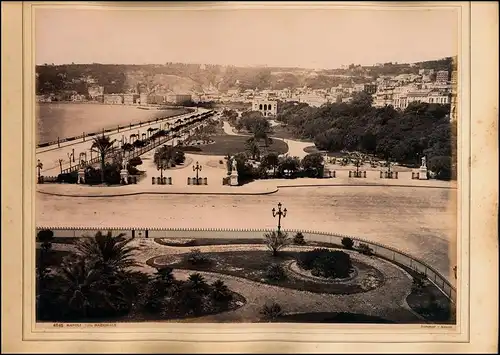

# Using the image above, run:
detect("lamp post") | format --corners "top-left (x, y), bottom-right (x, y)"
top-left (36, 159), bottom-right (43, 182)
top-left (58, 159), bottom-right (63, 174)
top-left (193, 161), bottom-right (202, 185)
top-left (71, 148), bottom-right (75, 162)
top-left (67, 152), bottom-right (74, 170)
top-left (272, 202), bottom-right (287, 233)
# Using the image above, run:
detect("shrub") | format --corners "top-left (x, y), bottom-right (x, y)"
top-left (127, 166), bottom-right (140, 175)
top-left (297, 248), bottom-right (352, 279)
top-left (357, 243), bottom-right (373, 256)
top-left (174, 150), bottom-right (186, 164)
top-left (128, 156), bottom-right (143, 167)
top-left (185, 249), bottom-right (213, 266)
top-left (57, 171), bottom-right (78, 184)
top-left (260, 302), bottom-right (283, 321)
top-left (293, 232), bottom-right (306, 245)
top-left (264, 231), bottom-right (291, 256)
top-left (210, 280), bottom-right (233, 304)
top-left (265, 264), bottom-right (287, 281)
top-left (341, 237), bottom-right (354, 249)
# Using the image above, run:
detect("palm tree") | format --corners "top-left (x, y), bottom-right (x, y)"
top-left (264, 231), bottom-right (290, 257)
top-left (57, 258), bottom-right (130, 319)
top-left (211, 280), bottom-right (232, 303)
top-left (91, 134), bottom-right (117, 184)
top-left (75, 231), bottom-right (139, 273)
top-left (187, 273), bottom-right (209, 295)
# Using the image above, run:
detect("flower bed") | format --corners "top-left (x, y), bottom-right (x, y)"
top-left (154, 238), bottom-right (198, 247)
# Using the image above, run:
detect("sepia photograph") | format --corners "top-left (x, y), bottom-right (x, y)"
top-left (33, 3), bottom-right (460, 326)
top-left (2, 1), bottom-right (498, 352)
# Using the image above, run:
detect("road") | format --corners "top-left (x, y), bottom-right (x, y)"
top-left (36, 184), bottom-right (457, 279)
top-left (36, 108), bottom-right (210, 176)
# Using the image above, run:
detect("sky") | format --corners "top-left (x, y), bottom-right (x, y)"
top-left (35, 4), bottom-right (460, 69)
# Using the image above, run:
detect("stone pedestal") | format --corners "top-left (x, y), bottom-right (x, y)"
top-left (418, 167), bottom-right (428, 180)
top-left (77, 168), bottom-right (85, 184)
top-left (120, 169), bottom-right (129, 184)
top-left (230, 172), bottom-right (239, 186)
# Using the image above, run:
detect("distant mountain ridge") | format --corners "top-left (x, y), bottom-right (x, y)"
top-left (36, 57), bottom-right (455, 96)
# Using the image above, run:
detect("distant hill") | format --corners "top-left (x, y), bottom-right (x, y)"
top-left (35, 57), bottom-right (456, 95)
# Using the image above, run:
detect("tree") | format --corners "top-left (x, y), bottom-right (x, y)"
top-left (260, 152), bottom-right (280, 177)
top-left (428, 156), bottom-right (452, 180)
top-left (301, 153), bottom-right (324, 177)
top-left (245, 138), bottom-right (261, 160)
top-left (264, 231), bottom-right (290, 257)
top-left (154, 145), bottom-right (175, 172)
top-left (278, 156), bottom-right (301, 178)
top-left (75, 231), bottom-right (139, 273)
top-left (91, 134), bottom-right (117, 184)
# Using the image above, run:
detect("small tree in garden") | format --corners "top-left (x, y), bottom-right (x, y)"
top-left (341, 237), bottom-right (354, 249)
top-left (293, 232), bottom-right (306, 245)
top-left (357, 243), bottom-right (373, 256)
top-left (36, 229), bottom-right (55, 282)
top-left (210, 280), bottom-right (232, 304)
top-left (264, 231), bottom-right (290, 257)
top-left (260, 302), bottom-right (283, 321)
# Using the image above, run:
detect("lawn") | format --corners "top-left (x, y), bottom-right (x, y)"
top-left (154, 237), bottom-right (265, 247)
top-left (152, 250), bottom-right (385, 295)
top-left (180, 134), bottom-right (289, 156)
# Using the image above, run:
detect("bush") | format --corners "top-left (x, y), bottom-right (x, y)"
top-left (185, 249), bottom-right (213, 266)
top-left (357, 243), bottom-right (373, 256)
top-left (341, 237), bottom-right (354, 249)
top-left (260, 302), bottom-right (283, 320)
top-left (293, 232), bottom-right (306, 245)
top-left (128, 156), bottom-right (143, 167)
top-left (57, 171), bottom-right (78, 183)
top-left (127, 166), bottom-right (140, 175)
top-left (266, 264), bottom-right (287, 281)
top-left (297, 248), bottom-right (352, 279)
top-left (174, 150), bottom-right (186, 164)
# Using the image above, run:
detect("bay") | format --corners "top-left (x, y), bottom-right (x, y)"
top-left (36, 103), bottom-right (188, 144)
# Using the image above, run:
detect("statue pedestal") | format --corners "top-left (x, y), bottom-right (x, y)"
top-left (77, 168), bottom-right (85, 184)
top-left (120, 169), bottom-right (129, 184)
top-left (418, 167), bottom-right (428, 180)
top-left (229, 172), bottom-right (239, 186)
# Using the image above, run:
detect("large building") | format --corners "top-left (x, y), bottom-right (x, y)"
top-left (103, 94), bottom-right (124, 105)
top-left (363, 84), bottom-right (377, 95)
top-left (252, 99), bottom-right (278, 117)
top-left (166, 94), bottom-right (192, 105)
top-left (436, 70), bottom-right (449, 83)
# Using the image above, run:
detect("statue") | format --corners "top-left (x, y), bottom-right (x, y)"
top-left (122, 155), bottom-right (128, 170)
top-left (232, 158), bottom-right (238, 172)
top-left (421, 156), bottom-right (427, 168)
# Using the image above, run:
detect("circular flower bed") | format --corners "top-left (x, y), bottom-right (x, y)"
top-left (287, 260), bottom-right (358, 284)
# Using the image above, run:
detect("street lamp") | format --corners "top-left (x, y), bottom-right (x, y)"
top-left (271, 202), bottom-right (287, 233)
top-left (58, 159), bottom-right (63, 174)
top-left (67, 152), bottom-right (74, 169)
top-left (193, 161), bottom-right (202, 185)
top-left (36, 159), bottom-right (43, 182)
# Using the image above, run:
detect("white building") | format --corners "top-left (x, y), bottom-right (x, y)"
top-left (252, 99), bottom-right (278, 117)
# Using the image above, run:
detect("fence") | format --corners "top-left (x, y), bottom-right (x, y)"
top-left (34, 226), bottom-right (456, 303)
top-left (51, 113), bottom-right (213, 176)
top-left (36, 107), bottom-right (203, 148)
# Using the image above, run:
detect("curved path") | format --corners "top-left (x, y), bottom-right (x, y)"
top-left (222, 121), bottom-right (311, 159)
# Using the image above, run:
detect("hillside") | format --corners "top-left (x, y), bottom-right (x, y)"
top-left (35, 57), bottom-right (455, 96)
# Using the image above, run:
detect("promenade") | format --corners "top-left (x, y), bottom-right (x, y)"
top-left (36, 108), bottom-right (209, 176)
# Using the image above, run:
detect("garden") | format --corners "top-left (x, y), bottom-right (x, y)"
top-left (35, 229), bottom-right (455, 324)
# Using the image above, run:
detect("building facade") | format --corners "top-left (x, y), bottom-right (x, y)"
top-left (103, 94), bottom-right (124, 105)
top-left (436, 70), bottom-right (449, 83)
top-left (252, 99), bottom-right (278, 117)
top-left (166, 94), bottom-right (192, 105)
